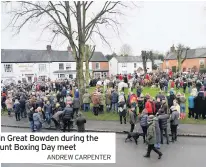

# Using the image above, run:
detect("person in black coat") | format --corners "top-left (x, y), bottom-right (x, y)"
top-left (155, 98), bottom-right (161, 115)
top-left (19, 96), bottom-right (26, 118)
top-left (62, 105), bottom-right (73, 132)
top-left (194, 92), bottom-right (205, 119)
top-left (76, 113), bottom-right (86, 132)
top-left (158, 111), bottom-right (169, 144)
top-left (167, 91), bottom-right (176, 109)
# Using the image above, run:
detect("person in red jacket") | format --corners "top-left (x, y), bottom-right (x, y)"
top-left (169, 70), bottom-right (173, 79)
top-left (145, 73), bottom-right (150, 80)
top-left (128, 73), bottom-right (132, 80)
top-left (145, 98), bottom-right (153, 115)
top-left (119, 74), bottom-right (123, 81)
top-left (171, 80), bottom-right (175, 88)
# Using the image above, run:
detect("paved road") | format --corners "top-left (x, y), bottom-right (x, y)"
top-left (2, 115), bottom-right (206, 135)
top-left (1, 127), bottom-right (206, 167)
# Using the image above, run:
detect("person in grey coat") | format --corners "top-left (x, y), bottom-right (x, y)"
top-left (129, 107), bottom-right (137, 132)
top-left (153, 116), bottom-right (161, 149)
top-left (170, 106), bottom-right (180, 142)
top-left (52, 110), bottom-right (64, 130)
top-left (33, 107), bottom-right (42, 132)
top-left (139, 109), bottom-right (148, 143)
top-left (158, 110), bottom-right (169, 144)
top-left (25, 100), bottom-right (31, 114)
top-left (73, 97), bottom-right (80, 117)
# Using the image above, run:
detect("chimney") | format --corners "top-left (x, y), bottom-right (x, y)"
top-left (170, 44), bottom-right (175, 53)
top-left (46, 45), bottom-right (51, 51)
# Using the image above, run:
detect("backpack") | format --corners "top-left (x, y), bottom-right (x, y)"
top-left (92, 93), bottom-right (100, 105)
top-left (129, 94), bottom-right (138, 106)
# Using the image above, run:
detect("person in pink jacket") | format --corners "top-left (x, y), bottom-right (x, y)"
top-left (5, 97), bottom-right (13, 116)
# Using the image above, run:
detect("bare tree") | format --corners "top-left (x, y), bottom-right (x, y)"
top-left (120, 44), bottom-right (132, 56)
top-left (175, 44), bottom-right (190, 72)
top-left (3, 1), bottom-right (129, 103)
top-left (84, 44), bottom-right (95, 87)
top-left (141, 50), bottom-right (149, 73)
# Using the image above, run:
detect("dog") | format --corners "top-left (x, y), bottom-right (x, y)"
top-left (123, 131), bottom-right (143, 145)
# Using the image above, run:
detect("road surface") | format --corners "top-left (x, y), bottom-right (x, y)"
top-left (1, 127), bottom-right (206, 167)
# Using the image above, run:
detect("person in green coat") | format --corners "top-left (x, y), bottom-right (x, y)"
top-left (82, 90), bottom-right (91, 112)
top-left (144, 115), bottom-right (163, 159)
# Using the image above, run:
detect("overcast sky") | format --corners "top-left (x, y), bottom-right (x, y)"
top-left (1, 1), bottom-right (206, 55)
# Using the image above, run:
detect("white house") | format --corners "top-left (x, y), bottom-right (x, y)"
top-left (1, 45), bottom-right (107, 83)
top-left (109, 56), bottom-right (152, 75)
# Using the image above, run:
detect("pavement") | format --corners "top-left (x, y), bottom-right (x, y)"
top-left (2, 127), bottom-right (206, 167)
top-left (1, 115), bottom-right (206, 137)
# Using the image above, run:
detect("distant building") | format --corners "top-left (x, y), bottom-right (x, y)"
top-left (109, 56), bottom-right (152, 75)
top-left (162, 45), bottom-right (206, 72)
top-left (1, 45), bottom-right (108, 82)
top-left (154, 60), bottom-right (163, 70)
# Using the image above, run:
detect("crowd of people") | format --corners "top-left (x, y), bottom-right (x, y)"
top-left (1, 70), bottom-right (206, 159)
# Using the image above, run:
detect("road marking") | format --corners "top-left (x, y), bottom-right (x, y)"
top-left (38, 164), bottom-right (72, 167)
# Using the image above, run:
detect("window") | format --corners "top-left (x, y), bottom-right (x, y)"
top-left (66, 63), bottom-right (71, 70)
top-left (122, 71), bottom-right (127, 75)
top-left (122, 63), bottom-right (127, 67)
top-left (95, 63), bottom-right (100, 70)
top-left (94, 72), bottom-right (101, 79)
top-left (134, 63), bottom-right (137, 68)
top-left (4, 64), bottom-right (13, 72)
top-left (39, 64), bottom-right (46, 72)
top-left (59, 63), bottom-right (64, 70)
top-left (69, 74), bottom-right (73, 79)
top-left (103, 72), bottom-right (107, 77)
top-left (58, 74), bottom-right (65, 78)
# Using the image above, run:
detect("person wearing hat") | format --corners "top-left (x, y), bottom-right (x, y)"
top-left (170, 106), bottom-right (180, 142)
top-left (167, 90), bottom-right (176, 109)
top-left (13, 99), bottom-right (21, 121)
top-left (128, 107), bottom-right (137, 132)
top-left (138, 94), bottom-right (144, 114)
top-left (144, 115), bottom-right (163, 159)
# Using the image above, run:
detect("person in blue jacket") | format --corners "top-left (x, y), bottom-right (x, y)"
top-left (74, 89), bottom-right (79, 98)
top-left (188, 93), bottom-right (195, 118)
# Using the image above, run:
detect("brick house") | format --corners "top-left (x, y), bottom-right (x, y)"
top-left (90, 52), bottom-right (109, 78)
top-left (162, 46), bottom-right (206, 72)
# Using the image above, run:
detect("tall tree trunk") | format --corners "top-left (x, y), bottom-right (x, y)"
top-left (85, 45), bottom-right (90, 87)
top-left (76, 53), bottom-right (85, 105)
top-left (85, 59), bottom-right (89, 87)
top-left (177, 58), bottom-right (181, 72)
top-left (143, 60), bottom-right (147, 74)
